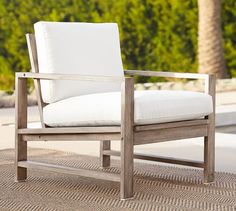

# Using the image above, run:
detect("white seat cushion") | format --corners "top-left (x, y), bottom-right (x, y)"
top-left (34, 22), bottom-right (124, 103)
top-left (43, 90), bottom-right (213, 127)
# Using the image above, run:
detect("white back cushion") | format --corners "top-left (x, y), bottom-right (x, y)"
top-left (34, 22), bottom-right (124, 103)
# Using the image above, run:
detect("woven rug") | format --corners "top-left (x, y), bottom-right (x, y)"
top-left (0, 148), bottom-right (235, 211)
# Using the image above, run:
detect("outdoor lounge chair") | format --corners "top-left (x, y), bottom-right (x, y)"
top-left (15, 22), bottom-right (215, 200)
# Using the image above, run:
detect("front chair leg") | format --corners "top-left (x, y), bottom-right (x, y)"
top-left (100, 140), bottom-right (111, 168)
top-left (120, 137), bottom-right (134, 200)
top-left (15, 77), bottom-right (28, 182)
top-left (15, 135), bottom-right (27, 182)
top-left (120, 77), bottom-right (134, 200)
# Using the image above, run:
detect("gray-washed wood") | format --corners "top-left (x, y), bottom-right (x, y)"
top-left (18, 161), bottom-right (120, 182)
top-left (25, 34), bottom-right (39, 74)
top-left (16, 72), bottom-right (124, 82)
top-left (134, 125), bottom-right (208, 145)
top-left (204, 74), bottom-right (216, 183)
top-left (120, 77), bottom-right (134, 200)
top-left (103, 150), bottom-right (204, 168)
top-left (26, 34), bottom-right (46, 128)
top-left (125, 70), bottom-right (209, 80)
top-left (100, 140), bottom-right (111, 168)
top-left (15, 77), bottom-right (27, 181)
top-left (20, 35), bottom-right (216, 200)
top-left (18, 126), bottom-right (121, 134)
top-left (15, 68), bottom-right (215, 199)
top-left (135, 119), bottom-right (209, 132)
top-left (22, 133), bottom-right (121, 141)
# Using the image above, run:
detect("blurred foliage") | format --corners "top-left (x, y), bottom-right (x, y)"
top-left (222, 0), bottom-right (236, 78)
top-left (0, 0), bottom-right (235, 91)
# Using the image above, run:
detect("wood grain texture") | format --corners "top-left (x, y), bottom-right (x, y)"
top-left (18, 126), bottom-right (120, 134)
top-left (15, 77), bottom-right (27, 181)
top-left (22, 133), bottom-right (121, 141)
top-left (16, 72), bottom-right (124, 82)
top-left (134, 125), bottom-right (208, 145)
top-left (204, 74), bottom-right (216, 183)
top-left (103, 150), bottom-right (204, 168)
top-left (120, 77), bottom-right (134, 200)
top-left (125, 70), bottom-right (209, 80)
top-left (18, 161), bottom-right (120, 182)
top-left (100, 140), bottom-right (111, 168)
top-left (22, 38), bottom-right (215, 198)
top-left (26, 34), bottom-right (46, 128)
top-left (135, 119), bottom-right (209, 132)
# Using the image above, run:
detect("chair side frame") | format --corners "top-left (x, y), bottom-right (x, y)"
top-left (15, 34), bottom-right (215, 200)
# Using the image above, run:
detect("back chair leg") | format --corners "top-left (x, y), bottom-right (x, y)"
top-left (204, 74), bottom-right (215, 184)
top-left (204, 134), bottom-right (215, 183)
top-left (15, 135), bottom-right (27, 182)
top-left (100, 140), bottom-right (111, 168)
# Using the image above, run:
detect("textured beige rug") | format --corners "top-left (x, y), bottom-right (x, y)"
top-left (0, 148), bottom-right (235, 211)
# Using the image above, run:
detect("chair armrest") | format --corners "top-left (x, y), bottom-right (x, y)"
top-left (124, 70), bottom-right (215, 95)
top-left (124, 70), bottom-right (210, 80)
top-left (16, 72), bottom-right (124, 83)
top-left (125, 70), bottom-right (215, 122)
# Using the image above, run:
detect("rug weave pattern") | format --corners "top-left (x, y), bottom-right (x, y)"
top-left (0, 148), bottom-right (235, 211)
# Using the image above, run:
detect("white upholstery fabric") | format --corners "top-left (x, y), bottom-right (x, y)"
top-left (43, 90), bottom-right (213, 127)
top-left (34, 22), bottom-right (124, 103)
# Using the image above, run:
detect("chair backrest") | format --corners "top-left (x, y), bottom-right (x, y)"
top-left (34, 21), bottom-right (124, 103)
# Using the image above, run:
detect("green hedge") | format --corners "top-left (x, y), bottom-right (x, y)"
top-left (0, 0), bottom-right (235, 90)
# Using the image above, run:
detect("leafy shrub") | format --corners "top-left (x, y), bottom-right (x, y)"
top-left (0, 0), bottom-right (235, 90)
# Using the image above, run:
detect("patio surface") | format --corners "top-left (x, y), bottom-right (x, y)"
top-left (1, 148), bottom-right (236, 210)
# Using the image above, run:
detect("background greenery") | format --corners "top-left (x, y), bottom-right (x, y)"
top-left (0, 0), bottom-right (235, 91)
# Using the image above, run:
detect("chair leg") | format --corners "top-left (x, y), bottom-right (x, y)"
top-left (15, 77), bottom-right (27, 182)
top-left (100, 140), bottom-right (111, 168)
top-left (204, 125), bottom-right (215, 183)
top-left (204, 74), bottom-right (215, 183)
top-left (120, 77), bottom-right (134, 200)
top-left (120, 137), bottom-right (134, 200)
top-left (15, 134), bottom-right (27, 182)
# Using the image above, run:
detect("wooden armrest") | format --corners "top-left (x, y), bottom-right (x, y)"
top-left (124, 70), bottom-right (215, 96)
top-left (124, 70), bottom-right (211, 80)
top-left (16, 72), bottom-right (124, 82)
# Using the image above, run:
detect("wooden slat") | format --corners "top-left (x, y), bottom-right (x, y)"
top-left (16, 72), bottom-right (124, 82)
top-left (19, 120), bottom-right (208, 134)
top-left (26, 34), bottom-right (47, 128)
top-left (18, 161), bottom-right (120, 182)
top-left (135, 119), bottom-right (209, 132)
top-left (134, 125), bottom-right (208, 145)
top-left (15, 77), bottom-right (28, 181)
top-left (120, 77), bottom-right (134, 199)
top-left (125, 70), bottom-right (209, 80)
top-left (18, 126), bottom-right (121, 134)
top-left (22, 133), bottom-right (121, 141)
top-left (103, 150), bottom-right (204, 168)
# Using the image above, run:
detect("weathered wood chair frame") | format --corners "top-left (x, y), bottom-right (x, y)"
top-left (15, 34), bottom-right (215, 200)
